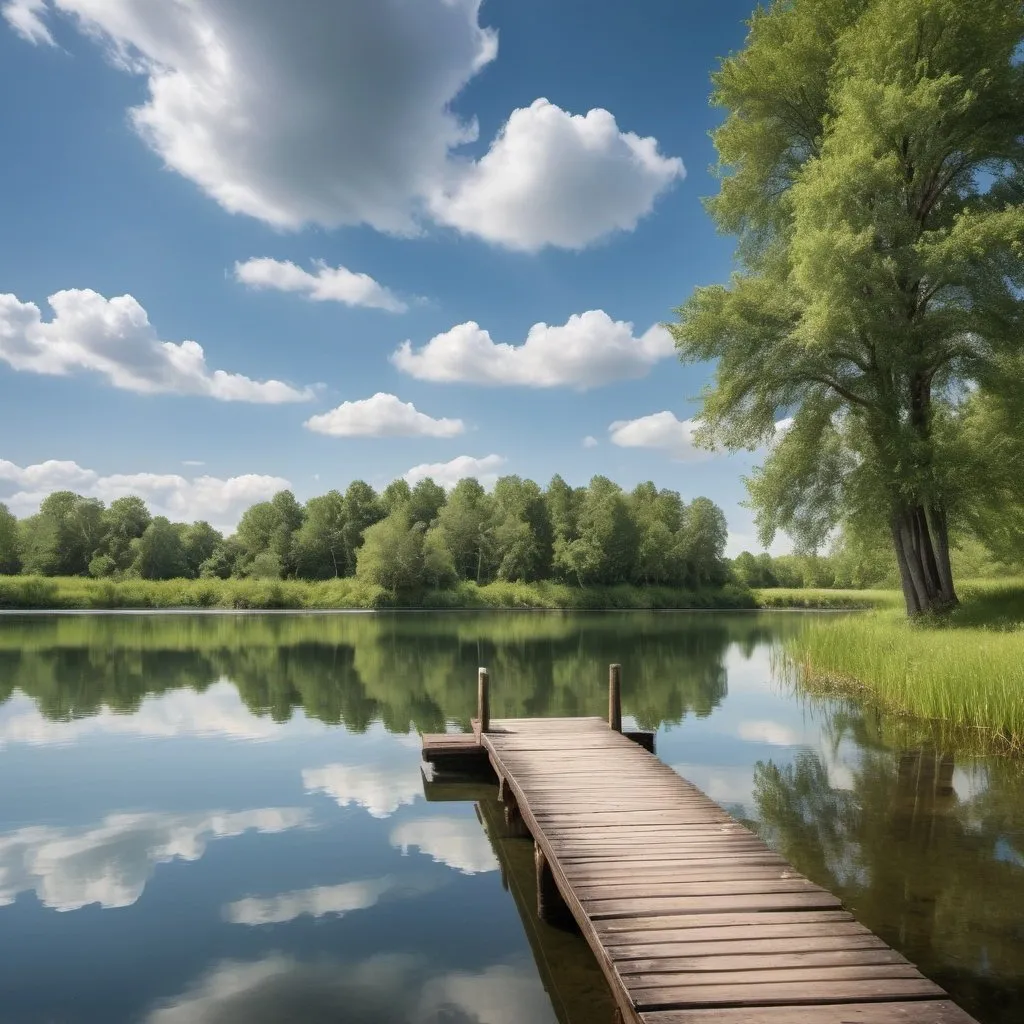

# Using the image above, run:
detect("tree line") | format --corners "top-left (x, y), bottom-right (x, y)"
top-left (0, 475), bottom-right (732, 592)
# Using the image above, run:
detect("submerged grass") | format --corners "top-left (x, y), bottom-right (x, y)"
top-left (785, 578), bottom-right (1024, 751)
top-left (0, 575), bottom-right (757, 611)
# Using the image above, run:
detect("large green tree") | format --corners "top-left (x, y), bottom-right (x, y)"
top-left (671, 0), bottom-right (1024, 615)
top-left (0, 503), bottom-right (21, 574)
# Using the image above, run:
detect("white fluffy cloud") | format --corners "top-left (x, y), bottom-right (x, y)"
top-left (392, 311), bottom-right (674, 389)
top-left (234, 258), bottom-right (406, 313)
top-left (403, 454), bottom-right (505, 490)
top-left (302, 762), bottom-right (422, 819)
top-left (2, 0), bottom-right (51, 42)
top-left (224, 877), bottom-right (395, 926)
top-left (0, 807), bottom-right (308, 911)
top-left (608, 411), bottom-right (706, 460)
top-left (582, 435), bottom-right (599, 448)
top-left (0, 289), bottom-right (312, 402)
top-left (304, 393), bottom-right (464, 439)
top-left (429, 98), bottom-right (684, 251)
top-left (390, 816), bottom-right (498, 875)
top-left (7, 3), bottom-right (681, 249)
top-left (0, 458), bottom-right (289, 533)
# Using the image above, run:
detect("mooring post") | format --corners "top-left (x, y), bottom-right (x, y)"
top-left (478, 666), bottom-right (490, 734)
top-left (608, 663), bottom-right (622, 733)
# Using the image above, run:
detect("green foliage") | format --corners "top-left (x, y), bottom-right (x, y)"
top-left (672, 0), bottom-right (1024, 615)
top-left (132, 516), bottom-right (188, 580)
top-left (101, 495), bottom-right (151, 570)
top-left (0, 502), bottom-right (21, 575)
top-left (294, 490), bottom-right (346, 579)
top-left (356, 509), bottom-right (430, 593)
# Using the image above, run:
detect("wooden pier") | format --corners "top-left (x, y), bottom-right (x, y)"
top-left (422, 666), bottom-right (979, 1024)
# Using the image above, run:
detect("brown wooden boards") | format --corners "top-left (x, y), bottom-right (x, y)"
top-left (467, 717), bottom-right (979, 1024)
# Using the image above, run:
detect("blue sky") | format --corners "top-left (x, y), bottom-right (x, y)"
top-left (0, 0), bottom-right (784, 552)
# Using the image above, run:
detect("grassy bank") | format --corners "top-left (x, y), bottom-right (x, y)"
top-left (0, 575), bottom-right (758, 611)
top-left (784, 579), bottom-right (1024, 751)
top-left (753, 587), bottom-right (900, 610)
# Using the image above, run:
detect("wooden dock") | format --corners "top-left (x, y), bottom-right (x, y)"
top-left (422, 666), bottom-right (979, 1024)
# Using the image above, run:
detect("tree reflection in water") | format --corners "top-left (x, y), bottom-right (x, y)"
top-left (751, 708), bottom-right (1024, 1024)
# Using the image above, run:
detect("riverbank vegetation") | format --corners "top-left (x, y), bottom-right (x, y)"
top-left (784, 580), bottom-right (1024, 750)
top-left (0, 475), bottom-right (736, 600)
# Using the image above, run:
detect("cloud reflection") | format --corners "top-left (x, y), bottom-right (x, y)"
top-left (390, 816), bottom-right (498, 875)
top-left (0, 807), bottom-right (309, 911)
top-left (302, 762), bottom-right (422, 818)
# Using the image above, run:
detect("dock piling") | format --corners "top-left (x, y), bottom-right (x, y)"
top-left (608, 663), bottom-right (622, 733)
top-left (477, 666), bottom-right (490, 734)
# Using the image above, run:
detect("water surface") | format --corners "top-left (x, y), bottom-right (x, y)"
top-left (0, 612), bottom-right (1020, 1022)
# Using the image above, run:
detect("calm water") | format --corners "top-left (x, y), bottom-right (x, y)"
top-left (0, 611), bottom-right (1021, 1023)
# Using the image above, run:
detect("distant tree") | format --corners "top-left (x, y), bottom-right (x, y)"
top-left (88, 553), bottom-right (118, 579)
top-left (491, 476), bottom-right (551, 581)
top-left (341, 481), bottom-right (383, 575)
top-left (631, 483), bottom-right (688, 585)
top-left (437, 478), bottom-right (495, 583)
top-left (248, 551), bottom-right (283, 580)
top-left (132, 517), bottom-right (187, 579)
top-left (681, 497), bottom-right (729, 587)
top-left (0, 503), bottom-right (21, 575)
top-left (198, 538), bottom-right (243, 579)
top-left (269, 490), bottom-right (305, 577)
top-left (356, 510), bottom-right (427, 593)
top-left (294, 491), bottom-right (347, 579)
top-left (100, 496), bottom-right (152, 570)
top-left (555, 477), bottom-right (637, 585)
top-left (181, 521), bottom-right (222, 578)
top-left (20, 492), bottom-right (104, 575)
top-left (380, 479), bottom-right (412, 516)
top-left (408, 478), bottom-right (447, 528)
top-left (235, 501), bottom-right (279, 566)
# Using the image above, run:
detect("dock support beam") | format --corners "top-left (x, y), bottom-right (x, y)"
top-left (535, 842), bottom-right (572, 928)
top-left (608, 663), bottom-right (622, 733)
top-left (478, 667), bottom-right (490, 734)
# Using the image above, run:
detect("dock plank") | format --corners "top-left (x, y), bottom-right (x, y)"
top-left (422, 717), bottom-right (981, 1024)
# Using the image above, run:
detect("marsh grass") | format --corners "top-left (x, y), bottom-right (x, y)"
top-left (785, 578), bottom-right (1024, 751)
top-left (0, 575), bottom-right (756, 611)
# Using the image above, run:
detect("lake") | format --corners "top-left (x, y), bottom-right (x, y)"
top-left (0, 611), bottom-right (1020, 1023)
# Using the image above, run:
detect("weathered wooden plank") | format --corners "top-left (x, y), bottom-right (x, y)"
top-left (640, 1002), bottom-right (978, 1024)
top-left (581, 891), bottom-right (844, 918)
top-left (623, 964), bottom-right (924, 990)
top-left (608, 934), bottom-right (890, 960)
top-left (615, 949), bottom-right (909, 974)
top-left (573, 878), bottom-right (828, 900)
top-left (593, 911), bottom-right (858, 935)
top-left (630, 978), bottom-right (946, 1011)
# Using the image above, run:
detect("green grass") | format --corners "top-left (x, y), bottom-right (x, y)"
top-left (784, 578), bottom-right (1024, 751)
top-left (0, 575), bottom-right (757, 611)
top-left (754, 586), bottom-right (901, 610)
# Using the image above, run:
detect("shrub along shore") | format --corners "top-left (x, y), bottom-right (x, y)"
top-left (783, 579), bottom-right (1024, 751)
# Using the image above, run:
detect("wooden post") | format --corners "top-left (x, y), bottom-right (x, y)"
top-left (608, 663), bottom-right (622, 733)
top-left (478, 667), bottom-right (490, 734)
top-left (535, 842), bottom-right (573, 928)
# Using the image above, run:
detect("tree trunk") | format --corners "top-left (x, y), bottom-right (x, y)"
top-left (890, 503), bottom-right (959, 616)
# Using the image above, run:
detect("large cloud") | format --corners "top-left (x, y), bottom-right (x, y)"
top-left (0, 807), bottom-right (309, 911)
top-left (392, 312), bottom-right (673, 389)
top-left (234, 258), bottom-right (406, 313)
top-left (390, 815), bottom-right (498, 875)
top-left (0, 289), bottom-right (312, 402)
top-left (304, 393), bottom-right (464, 439)
top-left (429, 99), bottom-right (684, 251)
top-left (0, 457), bottom-right (290, 533)
top-left (5, 3), bottom-right (681, 249)
top-left (403, 454), bottom-right (505, 490)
